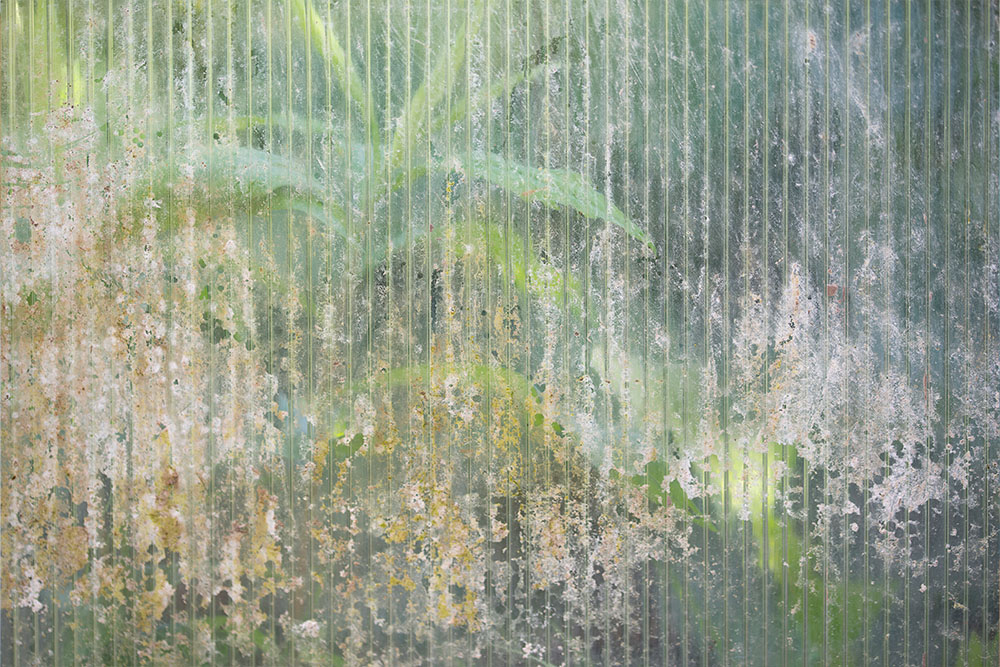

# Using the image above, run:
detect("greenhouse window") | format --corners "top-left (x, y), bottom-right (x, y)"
top-left (1, 0), bottom-right (997, 664)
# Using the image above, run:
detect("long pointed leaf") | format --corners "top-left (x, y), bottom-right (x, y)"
top-left (290, 0), bottom-right (367, 115)
top-left (388, 1), bottom-right (484, 171)
top-left (469, 153), bottom-right (654, 249)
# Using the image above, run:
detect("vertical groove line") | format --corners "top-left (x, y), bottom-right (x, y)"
top-left (4, 3), bottom-right (18, 660)
top-left (165, 0), bottom-right (177, 657)
top-left (105, 0), bottom-right (116, 659)
top-left (681, 2), bottom-right (690, 662)
top-left (800, 0), bottom-right (811, 661)
top-left (0, 1), bottom-right (7, 656)
top-left (962, 0), bottom-right (972, 660)
top-left (644, 0), bottom-right (652, 667)
top-left (762, 0), bottom-right (771, 658)
top-left (47, 1), bottom-right (60, 660)
top-left (206, 0), bottom-right (217, 661)
top-left (0, 0), bottom-right (5, 655)
top-left (702, 3), bottom-right (711, 663)
top-left (882, 0), bottom-right (893, 663)
top-left (244, 3), bottom-right (257, 663)
top-left (742, 0), bottom-right (750, 660)
top-left (661, 1), bottom-right (670, 662)
top-left (943, 3), bottom-right (953, 664)
top-left (841, 1), bottom-right (851, 662)
top-left (225, 2), bottom-right (235, 665)
top-left (542, 0), bottom-right (553, 657)
top-left (283, 0), bottom-right (295, 658)
top-left (822, 1), bottom-right (830, 661)
top-left (462, 0), bottom-right (474, 661)
top-left (740, 0), bottom-right (750, 666)
top-left (364, 0), bottom-right (375, 651)
top-left (503, 0), bottom-right (512, 657)
top-left (903, 1), bottom-right (913, 663)
top-left (46, 1), bottom-right (58, 660)
top-left (722, 0), bottom-right (731, 663)
top-left (523, 0), bottom-right (532, 652)
top-left (345, 0), bottom-right (356, 656)
top-left (862, 1), bottom-right (873, 663)
top-left (562, 0), bottom-right (572, 658)
top-left (423, 0), bottom-right (432, 657)
top-left (304, 0), bottom-right (316, 643)
top-left (183, 0), bottom-right (194, 661)
top-left (922, 0), bottom-right (932, 659)
top-left (483, 0), bottom-right (493, 662)
top-left (264, 0), bottom-right (276, 655)
top-left (603, 0), bottom-right (613, 660)
top-left (444, 0), bottom-right (455, 659)
top-left (641, 0), bottom-right (651, 661)
top-left (385, 0), bottom-right (394, 660)
top-left (404, 0), bottom-right (414, 658)
top-left (620, 2), bottom-right (633, 661)
top-left (780, 0), bottom-right (791, 663)
top-left (980, 1), bottom-right (993, 664)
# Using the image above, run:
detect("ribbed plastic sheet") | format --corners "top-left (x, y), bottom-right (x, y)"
top-left (1, 0), bottom-right (998, 664)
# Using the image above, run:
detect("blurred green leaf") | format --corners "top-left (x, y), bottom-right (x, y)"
top-left (469, 153), bottom-right (653, 249)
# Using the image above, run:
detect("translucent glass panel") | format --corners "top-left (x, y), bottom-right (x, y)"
top-left (1, 0), bottom-right (997, 664)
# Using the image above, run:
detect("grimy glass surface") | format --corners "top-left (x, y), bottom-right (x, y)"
top-left (0, 0), bottom-right (997, 665)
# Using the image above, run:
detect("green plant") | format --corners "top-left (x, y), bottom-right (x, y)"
top-left (3, 1), bottom-right (997, 665)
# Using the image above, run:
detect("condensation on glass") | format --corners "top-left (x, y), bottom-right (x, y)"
top-left (1, 0), bottom-right (997, 664)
